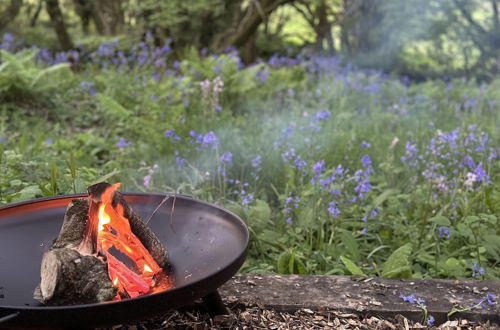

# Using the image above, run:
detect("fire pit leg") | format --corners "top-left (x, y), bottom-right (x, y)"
top-left (202, 290), bottom-right (228, 316)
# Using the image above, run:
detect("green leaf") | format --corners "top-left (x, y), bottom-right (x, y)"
top-left (456, 223), bottom-right (473, 238)
top-left (277, 251), bottom-right (290, 274)
top-left (91, 169), bottom-right (121, 185)
top-left (10, 185), bottom-right (43, 203)
top-left (373, 189), bottom-right (399, 207)
top-left (96, 94), bottom-right (130, 118)
top-left (247, 199), bottom-right (271, 221)
top-left (29, 63), bottom-right (70, 88)
top-left (340, 256), bottom-right (366, 275)
top-left (340, 231), bottom-right (360, 261)
top-left (429, 215), bottom-right (450, 227)
top-left (50, 162), bottom-right (58, 196)
top-left (382, 243), bottom-right (413, 278)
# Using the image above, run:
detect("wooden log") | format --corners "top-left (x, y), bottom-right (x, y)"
top-left (35, 197), bottom-right (116, 305)
top-left (219, 274), bottom-right (500, 325)
top-left (51, 198), bottom-right (90, 251)
top-left (35, 184), bottom-right (171, 305)
top-left (37, 248), bottom-right (116, 305)
top-left (115, 192), bottom-right (170, 272)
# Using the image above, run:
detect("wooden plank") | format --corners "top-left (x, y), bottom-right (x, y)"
top-left (219, 274), bottom-right (500, 325)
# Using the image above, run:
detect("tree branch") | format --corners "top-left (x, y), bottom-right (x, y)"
top-left (491, 0), bottom-right (499, 30)
top-left (291, 2), bottom-right (315, 28)
top-left (452, 0), bottom-right (488, 35)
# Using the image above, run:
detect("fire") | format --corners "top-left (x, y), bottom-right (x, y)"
top-left (85, 183), bottom-right (169, 300)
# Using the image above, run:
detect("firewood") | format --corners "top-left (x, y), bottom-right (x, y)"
top-left (51, 198), bottom-right (91, 251)
top-left (38, 248), bottom-right (116, 305)
top-left (35, 183), bottom-right (172, 305)
top-left (114, 191), bottom-right (170, 272)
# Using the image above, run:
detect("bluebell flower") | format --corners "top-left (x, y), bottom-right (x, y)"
top-left (256, 69), bottom-right (270, 83)
top-left (370, 208), bottom-right (379, 218)
top-left (472, 263), bottom-right (485, 277)
top-left (485, 293), bottom-right (496, 306)
top-left (201, 131), bottom-right (220, 149)
top-left (116, 137), bottom-right (132, 148)
top-left (360, 141), bottom-right (371, 148)
top-left (218, 151), bottom-right (233, 176)
top-left (427, 315), bottom-right (435, 326)
top-left (328, 201), bottom-right (340, 218)
top-left (399, 294), bottom-right (426, 307)
top-left (251, 155), bottom-right (262, 169)
top-left (0, 137), bottom-right (6, 143)
top-left (361, 154), bottom-right (372, 168)
top-left (242, 193), bottom-right (254, 209)
top-left (294, 156), bottom-right (307, 171)
top-left (175, 151), bottom-right (186, 168)
top-left (438, 226), bottom-right (451, 239)
top-left (3, 33), bottom-right (13, 42)
top-left (312, 160), bottom-right (325, 177)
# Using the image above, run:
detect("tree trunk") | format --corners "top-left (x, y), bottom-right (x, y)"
top-left (45, 0), bottom-right (74, 50)
top-left (72, 0), bottom-right (92, 34)
top-left (216, 0), bottom-right (296, 52)
top-left (107, 0), bottom-right (125, 34)
top-left (89, 0), bottom-right (111, 35)
top-left (314, 0), bottom-right (335, 54)
top-left (30, 0), bottom-right (43, 27)
top-left (0, 0), bottom-right (23, 31)
top-left (242, 29), bottom-right (258, 64)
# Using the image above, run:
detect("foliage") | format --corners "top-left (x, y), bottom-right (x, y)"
top-left (0, 49), bottom-right (72, 102)
top-left (1, 36), bottom-right (500, 282)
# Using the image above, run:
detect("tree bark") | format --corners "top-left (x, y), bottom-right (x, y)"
top-left (72, 0), bottom-right (92, 34)
top-left (0, 0), bottom-right (23, 31)
top-left (45, 0), bottom-right (74, 50)
top-left (89, 0), bottom-right (111, 35)
top-left (216, 0), bottom-right (296, 52)
top-left (30, 0), bottom-right (43, 27)
top-left (314, 0), bottom-right (335, 54)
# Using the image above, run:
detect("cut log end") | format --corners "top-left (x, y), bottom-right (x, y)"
top-left (37, 249), bottom-right (117, 305)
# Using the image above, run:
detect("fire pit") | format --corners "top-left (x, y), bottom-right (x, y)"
top-left (0, 193), bottom-right (249, 329)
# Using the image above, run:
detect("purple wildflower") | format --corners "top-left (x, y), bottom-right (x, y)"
top-left (360, 141), bottom-right (371, 148)
top-left (257, 69), bottom-right (270, 83)
top-left (399, 294), bottom-right (426, 307)
top-left (328, 201), bottom-right (340, 218)
top-left (116, 137), bottom-right (132, 148)
top-left (472, 263), bottom-right (485, 277)
top-left (438, 226), bottom-right (451, 239)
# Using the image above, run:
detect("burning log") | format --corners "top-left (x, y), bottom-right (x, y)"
top-left (34, 183), bottom-right (172, 305)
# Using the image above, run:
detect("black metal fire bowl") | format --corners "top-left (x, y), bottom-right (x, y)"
top-left (0, 193), bottom-right (249, 329)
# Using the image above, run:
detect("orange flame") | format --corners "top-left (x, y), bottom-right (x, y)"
top-left (89, 183), bottom-right (168, 299)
